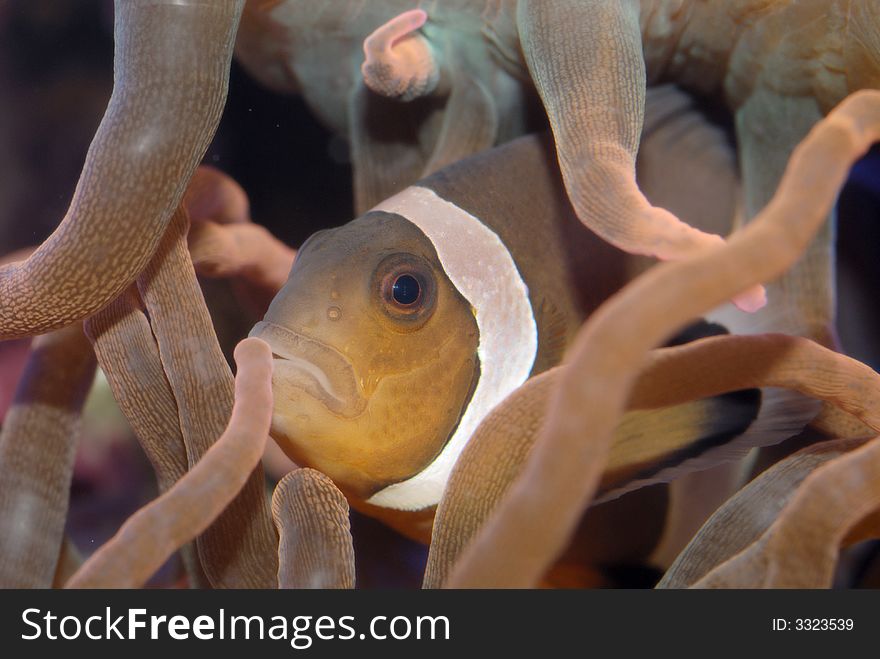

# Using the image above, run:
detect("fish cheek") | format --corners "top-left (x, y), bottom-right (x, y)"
top-left (339, 277), bottom-right (480, 492)
top-left (268, 389), bottom-right (386, 498)
top-left (354, 339), bottom-right (479, 493)
top-left (269, 392), bottom-right (333, 467)
top-left (266, 338), bottom-right (479, 501)
top-left (266, 255), bottom-right (480, 500)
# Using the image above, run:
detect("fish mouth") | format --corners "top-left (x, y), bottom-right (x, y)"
top-left (249, 321), bottom-right (365, 418)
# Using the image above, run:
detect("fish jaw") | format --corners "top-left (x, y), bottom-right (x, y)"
top-left (248, 317), bottom-right (479, 501)
top-left (249, 321), bottom-right (366, 419)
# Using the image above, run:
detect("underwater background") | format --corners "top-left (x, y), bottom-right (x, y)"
top-left (1, 0), bottom-right (879, 588)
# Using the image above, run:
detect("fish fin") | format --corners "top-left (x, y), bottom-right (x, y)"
top-left (596, 306), bottom-right (822, 503)
top-left (664, 318), bottom-right (729, 347)
top-left (596, 388), bottom-right (820, 503)
top-left (422, 73), bottom-right (498, 175)
top-left (705, 291), bottom-right (824, 457)
top-left (533, 298), bottom-right (569, 372)
top-left (597, 388), bottom-right (759, 499)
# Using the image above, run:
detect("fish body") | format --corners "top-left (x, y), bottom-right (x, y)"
top-left (251, 88), bottom-right (817, 530)
top-left (253, 133), bottom-right (612, 511)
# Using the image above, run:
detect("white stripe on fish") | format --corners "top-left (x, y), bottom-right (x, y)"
top-left (368, 185), bottom-right (538, 510)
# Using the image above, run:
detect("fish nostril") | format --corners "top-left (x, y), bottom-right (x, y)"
top-left (327, 306), bottom-right (342, 321)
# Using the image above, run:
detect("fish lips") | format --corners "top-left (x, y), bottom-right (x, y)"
top-left (249, 321), bottom-right (365, 418)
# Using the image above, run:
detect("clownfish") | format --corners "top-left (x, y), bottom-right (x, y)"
top-left (249, 89), bottom-right (817, 537)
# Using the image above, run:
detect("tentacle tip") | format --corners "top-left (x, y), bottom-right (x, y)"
top-left (732, 284), bottom-right (768, 313)
top-left (404, 8), bottom-right (428, 29)
top-left (363, 8), bottom-right (428, 58)
top-left (234, 336), bottom-right (272, 363)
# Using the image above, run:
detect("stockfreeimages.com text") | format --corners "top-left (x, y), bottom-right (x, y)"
top-left (21, 607), bottom-right (450, 648)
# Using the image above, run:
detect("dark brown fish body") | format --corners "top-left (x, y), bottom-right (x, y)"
top-left (251, 90), bottom-right (816, 536)
top-left (254, 134), bottom-right (606, 511)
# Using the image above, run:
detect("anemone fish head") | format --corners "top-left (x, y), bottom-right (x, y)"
top-left (250, 211), bottom-right (479, 502)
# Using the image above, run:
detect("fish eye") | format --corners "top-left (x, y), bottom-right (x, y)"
top-left (381, 270), bottom-right (428, 313)
top-left (392, 274), bottom-right (421, 306)
top-left (373, 253), bottom-right (437, 330)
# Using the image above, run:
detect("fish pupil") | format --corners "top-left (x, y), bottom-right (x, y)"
top-left (392, 274), bottom-right (420, 305)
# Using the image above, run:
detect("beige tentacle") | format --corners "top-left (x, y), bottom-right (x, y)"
top-left (273, 468), bottom-right (356, 589)
top-left (66, 337), bottom-right (273, 589)
top-left (515, 0), bottom-right (763, 311)
top-left (84, 288), bottom-right (208, 587)
top-left (421, 74), bottom-right (498, 176)
top-left (445, 90), bottom-right (880, 588)
top-left (811, 403), bottom-right (877, 440)
top-left (0, 324), bottom-right (96, 587)
top-left (692, 435), bottom-right (880, 588)
top-left (630, 334), bottom-right (880, 429)
top-left (184, 164), bottom-right (295, 293)
top-left (85, 290), bottom-right (188, 494)
top-left (52, 537), bottom-right (84, 589)
top-left (185, 165), bottom-right (251, 226)
top-left (349, 83), bottom-right (437, 214)
top-left (188, 220), bottom-right (295, 292)
top-left (424, 369), bottom-right (556, 589)
top-left (0, 0), bottom-right (244, 339)
top-left (658, 438), bottom-right (869, 588)
top-left (428, 331), bottom-right (880, 586)
top-left (735, 92), bottom-right (833, 342)
top-left (138, 207), bottom-right (278, 588)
